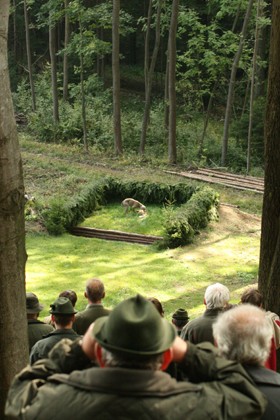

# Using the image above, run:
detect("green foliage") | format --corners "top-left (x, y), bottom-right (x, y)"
top-left (40, 176), bottom-right (218, 248)
top-left (42, 178), bottom-right (109, 234)
top-left (163, 186), bottom-right (219, 248)
top-left (104, 179), bottom-right (196, 204)
top-left (231, 96), bottom-right (266, 164)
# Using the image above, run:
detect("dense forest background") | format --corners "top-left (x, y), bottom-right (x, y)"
top-left (8, 0), bottom-right (271, 172)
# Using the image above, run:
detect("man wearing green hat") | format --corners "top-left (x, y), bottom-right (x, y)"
top-left (6, 294), bottom-right (266, 419)
top-left (29, 297), bottom-right (81, 364)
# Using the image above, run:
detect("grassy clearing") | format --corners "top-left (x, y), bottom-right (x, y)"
top-left (22, 136), bottom-right (262, 322)
top-left (80, 203), bottom-right (167, 236)
top-left (26, 218), bottom-right (259, 322)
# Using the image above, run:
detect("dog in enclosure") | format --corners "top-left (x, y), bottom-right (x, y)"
top-left (121, 198), bottom-right (147, 215)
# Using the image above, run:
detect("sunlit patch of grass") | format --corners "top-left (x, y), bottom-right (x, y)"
top-left (26, 224), bottom-right (260, 323)
top-left (80, 203), bottom-right (166, 236)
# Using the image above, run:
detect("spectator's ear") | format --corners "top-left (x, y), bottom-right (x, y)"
top-left (84, 291), bottom-right (87, 299)
top-left (160, 349), bottom-right (172, 371)
top-left (95, 343), bottom-right (105, 368)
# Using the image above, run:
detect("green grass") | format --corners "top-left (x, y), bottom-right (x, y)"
top-left (80, 203), bottom-right (167, 236)
top-left (26, 225), bottom-right (259, 322)
top-left (22, 136), bottom-right (262, 323)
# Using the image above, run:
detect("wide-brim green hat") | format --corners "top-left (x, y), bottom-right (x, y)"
top-left (93, 294), bottom-right (176, 356)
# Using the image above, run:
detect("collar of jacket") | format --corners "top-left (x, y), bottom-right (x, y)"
top-left (45, 328), bottom-right (78, 337)
top-left (86, 303), bottom-right (103, 309)
top-left (203, 308), bottom-right (222, 318)
top-left (49, 367), bottom-right (202, 397)
top-left (244, 364), bottom-right (280, 386)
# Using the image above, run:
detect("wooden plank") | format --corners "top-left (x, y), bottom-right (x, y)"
top-left (163, 170), bottom-right (263, 193)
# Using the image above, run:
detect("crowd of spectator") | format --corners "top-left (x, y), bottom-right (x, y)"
top-left (5, 281), bottom-right (280, 419)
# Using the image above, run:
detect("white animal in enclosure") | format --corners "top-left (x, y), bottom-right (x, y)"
top-left (121, 198), bottom-right (147, 215)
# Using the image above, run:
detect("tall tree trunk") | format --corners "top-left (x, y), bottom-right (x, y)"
top-left (0, 2), bottom-right (28, 415)
top-left (63, 0), bottom-right (70, 101)
top-left (23, 0), bottom-right (36, 111)
top-left (144, 0), bottom-right (152, 90)
top-left (221, 0), bottom-right (254, 166)
top-left (140, 0), bottom-right (162, 155)
top-left (200, 4), bottom-right (242, 151)
top-left (79, 16), bottom-right (88, 152)
top-left (258, 0), bottom-right (280, 315)
top-left (164, 43), bottom-right (169, 137)
top-left (254, 1), bottom-right (268, 97)
top-left (49, 16), bottom-right (59, 123)
top-left (247, 0), bottom-right (261, 173)
top-left (12, 0), bottom-right (17, 61)
top-left (168, 0), bottom-right (179, 165)
top-left (112, 0), bottom-right (122, 155)
top-left (199, 82), bottom-right (217, 157)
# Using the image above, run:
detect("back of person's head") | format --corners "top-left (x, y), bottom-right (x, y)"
top-left (240, 288), bottom-right (263, 307)
top-left (93, 294), bottom-right (176, 369)
top-left (172, 308), bottom-right (189, 329)
top-left (26, 292), bottom-right (44, 317)
top-left (59, 290), bottom-right (78, 307)
top-left (213, 304), bottom-right (272, 365)
top-left (85, 278), bottom-right (105, 303)
top-left (204, 283), bottom-right (230, 309)
top-left (49, 297), bottom-right (77, 327)
top-left (147, 297), bottom-right (164, 317)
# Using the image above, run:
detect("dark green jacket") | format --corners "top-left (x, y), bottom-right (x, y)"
top-left (5, 340), bottom-right (266, 420)
top-left (29, 329), bottom-right (81, 364)
top-left (27, 320), bottom-right (54, 352)
top-left (180, 308), bottom-right (222, 344)
top-left (72, 304), bottom-right (110, 335)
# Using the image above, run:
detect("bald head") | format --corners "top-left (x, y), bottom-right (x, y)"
top-left (213, 304), bottom-right (273, 366)
top-left (85, 278), bottom-right (105, 303)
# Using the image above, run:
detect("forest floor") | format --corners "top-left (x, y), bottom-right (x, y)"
top-left (172, 204), bottom-right (261, 273)
top-left (207, 204), bottom-right (261, 241)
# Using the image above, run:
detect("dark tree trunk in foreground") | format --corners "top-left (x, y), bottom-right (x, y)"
top-left (0, 1), bottom-right (28, 415)
top-left (258, 0), bottom-right (280, 315)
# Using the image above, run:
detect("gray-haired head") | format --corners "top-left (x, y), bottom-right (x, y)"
top-left (213, 304), bottom-right (273, 366)
top-left (204, 283), bottom-right (230, 309)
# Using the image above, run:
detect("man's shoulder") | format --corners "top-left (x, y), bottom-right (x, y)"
top-left (28, 321), bottom-right (54, 333)
top-left (75, 305), bottom-right (110, 319)
top-left (184, 315), bottom-right (203, 329)
top-left (245, 365), bottom-right (280, 386)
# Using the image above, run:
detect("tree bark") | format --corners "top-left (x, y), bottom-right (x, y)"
top-left (168, 0), bottom-right (179, 165)
top-left (258, 0), bottom-right (280, 315)
top-left (49, 15), bottom-right (59, 123)
top-left (23, 0), bottom-right (36, 111)
top-left (140, 0), bottom-right (162, 155)
top-left (247, 0), bottom-right (261, 174)
top-left (0, 1), bottom-right (28, 415)
top-left (79, 16), bottom-right (88, 152)
top-left (221, 0), bottom-right (254, 166)
top-left (112, 0), bottom-right (122, 155)
top-left (63, 0), bottom-right (70, 101)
